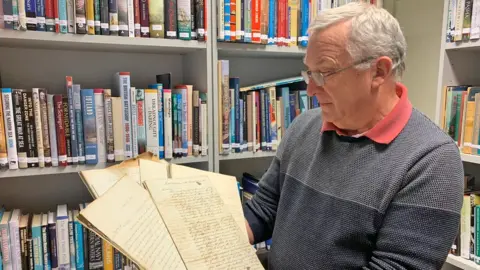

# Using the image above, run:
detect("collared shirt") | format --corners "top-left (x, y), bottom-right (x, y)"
top-left (321, 82), bottom-right (413, 144)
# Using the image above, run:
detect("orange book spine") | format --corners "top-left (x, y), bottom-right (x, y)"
top-left (251, 0), bottom-right (261, 43)
top-left (103, 241), bottom-right (114, 270)
top-left (230, 0), bottom-right (236, 42)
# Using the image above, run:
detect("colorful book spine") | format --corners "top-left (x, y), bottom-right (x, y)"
top-left (150, 84), bottom-right (164, 158)
top-left (163, 89), bottom-right (173, 159)
top-left (41, 213), bottom-right (51, 270)
top-left (164, 0), bottom-right (176, 38)
top-left (299, 0), bottom-right (308, 47)
top-left (54, 95), bottom-right (67, 167)
top-left (94, 89), bottom-right (106, 163)
top-left (8, 210), bottom-right (21, 270)
top-left (136, 89), bottom-right (146, 154)
top-left (39, 89), bottom-right (51, 167)
top-left (100, 0), bottom-right (109, 34)
top-left (231, 0), bottom-right (237, 42)
top-left (139, 0), bottom-right (149, 37)
top-left (47, 94), bottom-right (59, 167)
top-left (268, 87), bottom-right (277, 150)
top-left (104, 89), bottom-right (115, 162)
top-left (45, 0), bottom-right (54, 31)
top-left (190, 0), bottom-right (195, 39)
top-left (12, 0), bottom-right (19, 29)
top-left (103, 242), bottom-right (113, 270)
top-left (81, 89), bottom-right (98, 164)
top-left (133, 0), bottom-right (140, 36)
top-left (73, 85), bottom-right (85, 164)
top-left (130, 87), bottom-right (138, 157)
top-left (251, 0), bottom-right (261, 43)
top-left (2, 89), bottom-right (18, 169)
top-left (68, 211), bottom-right (76, 270)
top-left (25, 91), bottom-right (39, 168)
top-left (67, 0), bottom-right (74, 32)
top-left (117, 0), bottom-right (128, 36)
top-left (230, 78), bottom-right (240, 153)
top-left (94, 0), bottom-right (101, 34)
top-left (63, 97), bottom-right (72, 164)
top-left (193, 90), bottom-right (199, 156)
top-left (200, 93), bottom-right (207, 155)
top-left (12, 90), bottom-right (27, 169)
top-left (109, 0), bottom-right (118, 35)
top-left (181, 88), bottom-right (187, 156)
top-left (0, 90), bottom-right (6, 169)
top-left (3, 0), bottom-right (13, 29)
top-left (26, 0), bottom-right (37, 30)
top-left (177, 0), bottom-right (190, 39)
top-left (58, 0), bottom-right (67, 32)
top-left (267, 0), bottom-right (275, 44)
top-left (113, 249), bottom-right (122, 270)
top-left (114, 72), bottom-right (132, 159)
top-left (145, 89), bottom-right (159, 155)
top-left (86, 0), bottom-right (94, 34)
top-left (32, 215), bottom-right (43, 270)
top-left (186, 85), bottom-right (192, 156)
top-left (149, 0), bottom-right (164, 37)
top-left (32, 89), bottom-right (45, 167)
top-left (66, 80), bottom-right (78, 164)
top-left (72, 210), bottom-right (84, 270)
top-left (75, 0), bottom-right (87, 34)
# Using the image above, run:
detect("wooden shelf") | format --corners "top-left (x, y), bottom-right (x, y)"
top-left (445, 40), bottom-right (480, 51)
top-left (219, 151), bottom-right (276, 161)
top-left (217, 42), bottom-right (306, 58)
top-left (445, 254), bottom-right (480, 270)
top-left (0, 156), bottom-right (208, 178)
top-left (461, 153), bottom-right (480, 164)
top-left (0, 30), bottom-right (206, 54)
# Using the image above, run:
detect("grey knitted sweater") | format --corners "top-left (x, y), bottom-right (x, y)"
top-left (244, 108), bottom-right (464, 270)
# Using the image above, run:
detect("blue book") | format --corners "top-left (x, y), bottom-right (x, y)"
top-left (299, 90), bottom-right (308, 113)
top-left (26, 0), bottom-right (37, 30)
top-left (35, 0), bottom-right (46, 31)
top-left (32, 215), bottom-right (44, 270)
top-left (282, 87), bottom-right (291, 129)
top-left (58, 0), bottom-right (68, 33)
top-left (300, 0), bottom-right (309, 47)
top-left (73, 85), bottom-right (85, 164)
top-left (73, 211), bottom-right (84, 270)
top-left (67, 81), bottom-right (79, 164)
top-left (80, 89), bottom-right (98, 164)
top-left (268, 0), bottom-right (275, 45)
top-left (289, 93), bottom-right (296, 123)
top-left (149, 84), bottom-right (164, 158)
top-left (224, 0), bottom-right (231, 41)
top-left (229, 78), bottom-right (241, 153)
top-left (312, 96), bottom-right (319, 108)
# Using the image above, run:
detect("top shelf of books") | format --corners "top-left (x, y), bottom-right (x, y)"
top-left (0, 30), bottom-right (207, 54)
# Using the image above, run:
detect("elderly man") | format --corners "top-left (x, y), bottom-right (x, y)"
top-left (243, 2), bottom-right (463, 270)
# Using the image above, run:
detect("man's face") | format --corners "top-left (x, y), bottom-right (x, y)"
top-left (304, 21), bottom-right (373, 130)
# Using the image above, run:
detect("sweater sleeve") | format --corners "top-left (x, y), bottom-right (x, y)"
top-left (363, 142), bottom-right (464, 270)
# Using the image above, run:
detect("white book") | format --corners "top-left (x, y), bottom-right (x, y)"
top-left (130, 87), bottom-right (138, 157)
top-left (9, 209), bottom-right (22, 270)
top-left (67, 0), bottom-right (75, 33)
top-left (47, 94), bottom-right (59, 167)
top-left (471, 0), bottom-right (480, 39)
top-left (56, 205), bottom-right (70, 269)
top-left (201, 101), bottom-right (207, 156)
top-left (32, 88), bottom-right (45, 167)
top-left (68, 210), bottom-right (76, 270)
top-left (1, 211), bottom-right (13, 270)
top-left (127, 0), bottom-right (134, 37)
top-left (112, 97), bottom-right (125, 161)
top-left (163, 89), bottom-right (173, 159)
top-left (2, 89), bottom-right (18, 170)
top-left (455, 0), bottom-right (466, 40)
top-left (113, 72), bottom-right (132, 159)
top-left (94, 90), bottom-right (107, 163)
top-left (145, 89), bottom-right (159, 155)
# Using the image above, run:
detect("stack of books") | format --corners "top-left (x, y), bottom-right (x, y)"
top-left (0, 0), bottom-right (206, 40)
top-left (445, 0), bottom-right (479, 43)
top-left (0, 73), bottom-right (208, 170)
top-left (217, 59), bottom-right (319, 155)
top-left (216, 0), bottom-right (383, 47)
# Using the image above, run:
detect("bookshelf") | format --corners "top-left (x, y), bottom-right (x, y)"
top-left (446, 255), bottom-right (480, 270)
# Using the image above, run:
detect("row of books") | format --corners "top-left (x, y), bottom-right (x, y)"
top-left (440, 85), bottom-right (480, 155)
top-left (217, 60), bottom-right (318, 155)
top-left (446, 0), bottom-right (480, 43)
top-left (0, 73), bottom-right (208, 170)
top-left (450, 194), bottom-right (480, 265)
top-left (216, 0), bottom-right (383, 47)
top-left (0, 0), bottom-right (206, 40)
top-left (0, 204), bottom-right (139, 270)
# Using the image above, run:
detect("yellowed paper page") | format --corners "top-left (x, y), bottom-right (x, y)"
top-left (139, 159), bottom-right (169, 186)
top-left (169, 164), bottom-right (248, 240)
top-left (79, 166), bottom-right (143, 198)
top-left (79, 179), bottom-right (186, 270)
top-left (145, 177), bottom-right (263, 270)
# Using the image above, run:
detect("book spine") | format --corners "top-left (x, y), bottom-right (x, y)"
top-left (102, 242), bottom-right (113, 270)
top-left (164, 0), bottom-right (176, 38)
top-left (193, 90), bottom-right (199, 156)
top-left (17, 0), bottom-right (27, 30)
top-left (12, 90), bottom-right (27, 169)
top-left (109, 0), bottom-right (118, 34)
top-left (267, 0), bottom-right (274, 44)
top-left (133, 0), bottom-right (140, 36)
top-left (103, 89), bottom-right (115, 162)
top-left (231, 0), bottom-right (236, 42)
top-left (81, 90), bottom-right (98, 164)
top-left (112, 249), bottom-right (122, 270)
top-left (200, 95), bottom-right (207, 155)
top-left (237, 0), bottom-right (242, 41)
top-left (172, 93), bottom-right (177, 156)
top-left (31, 225), bottom-right (41, 270)
top-left (67, 81), bottom-right (78, 164)
top-left (163, 89), bottom-right (173, 159)
top-left (87, 232), bottom-right (102, 269)
top-left (44, 0), bottom-right (53, 31)
top-left (19, 222), bottom-right (27, 270)
top-left (26, 92), bottom-right (39, 168)
top-left (94, 0), bottom-right (101, 34)
top-left (239, 99), bottom-right (243, 152)
top-left (94, 89), bottom-right (106, 163)
top-left (41, 222), bottom-right (51, 270)
top-left (195, 0), bottom-right (204, 40)
top-left (217, 0), bottom-right (224, 40)
top-left (3, 0), bottom-right (13, 29)
top-left (39, 90), bottom-right (51, 166)
top-left (26, 0), bottom-right (37, 30)
top-left (47, 95), bottom-right (59, 167)
top-left (111, 97), bottom-right (124, 161)
top-left (62, 97), bottom-right (72, 164)
top-left (73, 216), bottom-right (84, 270)
top-left (149, 0), bottom-right (164, 37)
top-left (177, 0), bottom-right (190, 39)
top-left (1, 218), bottom-right (13, 268)
top-left (66, 0), bottom-right (74, 32)
top-left (136, 89), bottom-right (146, 154)
top-left (229, 88), bottom-right (235, 152)
top-left (0, 90), bottom-right (6, 167)
top-left (220, 61), bottom-right (230, 154)
top-left (116, 73), bottom-right (132, 158)
top-left (86, 0), bottom-right (94, 33)
top-left (54, 95), bottom-right (67, 166)
top-left (67, 212), bottom-right (76, 270)
top-left (75, 0), bottom-right (87, 33)
top-left (48, 222), bottom-right (58, 270)
top-left (9, 216), bottom-right (21, 270)
top-left (100, 0), bottom-right (109, 34)
top-left (145, 89), bottom-right (159, 155)
top-left (224, 0), bottom-right (230, 41)
top-left (268, 87), bottom-right (277, 150)
top-left (53, 0), bottom-right (59, 32)
top-left (156, 85), bottom-right (164, 158)
top-left (117, 0), bottom-right (128, 36)
top-left (243, 93), bottom-right (247, 150)
top-left (176, 93), bottom-right (182, 157)
top-left (32, 89), bottom-right (45, 167)
top-left (58, 0), bottom-right (67, 32)
top-left (186, 86), bottom-right (192, 156)
top-left (190, 0), bottom-right (195, 39)
top-left (251, 0), bottom-right (260, 43)
top-left (181, 89), bottom-right (187, 156)
top-left (12, 0), bottom-right (20, 30)
top-left (127, 0), bottom-right (134, 36)
top-left (139, 0), bottom-right (149, 37)
top-left (130, 88), bottom-right (138, 157)
top-left (55, 209), bottom-right (69, 269)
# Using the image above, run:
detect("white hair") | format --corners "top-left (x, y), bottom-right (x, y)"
top-left (308, 2), bottom-right (407, 79)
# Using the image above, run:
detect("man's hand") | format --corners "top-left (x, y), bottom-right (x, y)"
top-left (245, 219), bottom-right (254, 244)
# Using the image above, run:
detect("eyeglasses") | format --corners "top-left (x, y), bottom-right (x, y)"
top-left (301, 57), bottom-right (375, 86)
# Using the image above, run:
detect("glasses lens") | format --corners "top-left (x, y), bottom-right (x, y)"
top-left (301, 71), bottom-right (310, 84)
top-left (312, 72), bottom-right (324, 86)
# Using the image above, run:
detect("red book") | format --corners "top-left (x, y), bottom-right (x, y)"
top-left (277, 0), bottom-right (287, 46)
top-left (251, 0), bottom-right (261, 43)
top-left (140, 0), bottom-right (149, 37)
top-left (134, 0), bottom-right (141, 37)
top-left (45, 0), bottom-right (54, 31)
top-left (54, 95), bottom-right (67, 166)
top-left (230, 0), bottom-right (236, 42)
top-left (54, 0), bottom-right (59, 32)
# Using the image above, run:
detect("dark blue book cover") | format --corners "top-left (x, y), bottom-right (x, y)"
top-left (48, 213), bottom-right (58, 270)
top-left (35, 0), bottom-right (46, 30)
top-left (81, 89), bottom-right (98, 165)
top-left (289, 93), bottom-right (296, 123)
top-left (26, 0), bottom-right (37, 30)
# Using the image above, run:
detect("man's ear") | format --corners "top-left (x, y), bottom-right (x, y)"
top-left (371, 56), bottom-right (393, 88)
